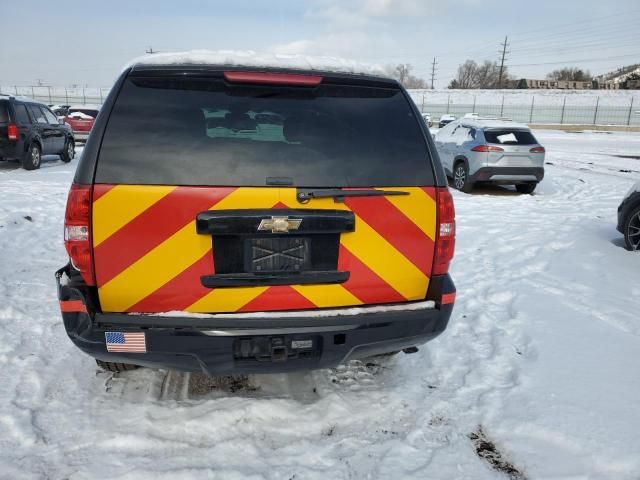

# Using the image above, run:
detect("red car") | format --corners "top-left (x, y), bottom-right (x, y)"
top-left (63, 105), bottom-right (100, 141)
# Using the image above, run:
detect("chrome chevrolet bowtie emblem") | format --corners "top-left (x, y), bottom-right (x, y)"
top-left (257, 216), bottom-right (303, 233)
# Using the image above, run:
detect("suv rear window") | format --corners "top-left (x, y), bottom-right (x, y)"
top-left (483, 129), bottom-right (537, 145)
top-left (96, 75), bottom-right (433, 187)
top-left (0, 101), bottom-right (8, 123)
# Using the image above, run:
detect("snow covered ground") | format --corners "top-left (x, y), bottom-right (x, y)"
top-left (0, 130), bottom-right (639, 479)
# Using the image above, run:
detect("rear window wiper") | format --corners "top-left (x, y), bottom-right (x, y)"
top-left (297, 188), bottom-right (410, 203)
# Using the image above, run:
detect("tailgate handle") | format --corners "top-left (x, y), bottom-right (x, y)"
top-left (196, 209), bottom-right (355, 235)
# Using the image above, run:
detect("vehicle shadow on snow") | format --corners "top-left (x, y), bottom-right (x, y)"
top-left (0, 156), bottom-right (66, 172)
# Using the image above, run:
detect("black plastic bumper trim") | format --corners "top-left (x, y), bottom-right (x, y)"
top-left (200, 270), bottom-right (349, 288)
top-left (470, 166), bottom-right (544, 183)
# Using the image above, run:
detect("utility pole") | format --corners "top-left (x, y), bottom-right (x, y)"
top-left (430, 57), bottom-right (437, 89)
top-left (146, 46), bottom-right (156, 54)
top-left (498, 36), bottom-right (509, 89)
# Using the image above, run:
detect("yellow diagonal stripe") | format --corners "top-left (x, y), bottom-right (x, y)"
top-left (98, 187), bottom-right (281, 312)
top-left (186, 287), bottom-right (269, 313)
top-left (292, 284), bottom-right (362, 308)
top-left (340, 215), bottom-right (429, 300)
top-left (98, 220), bottom-right (211, 312)
top-left (93, 185), bottom-right (176, 246)
top-left (384, 187), bottom-right (436, 241)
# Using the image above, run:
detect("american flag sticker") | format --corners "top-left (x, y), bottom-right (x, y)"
top-left (105, 331), bottom-right (147, 353)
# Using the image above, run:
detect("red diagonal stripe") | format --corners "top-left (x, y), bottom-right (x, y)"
top-left (344, 194), bottom-right (434, 276)
top-left (338, 245), bottom-right (406, 304)
top-left (422, 186), bottom-right (436, 202)
top-left (92, 184), bottom-right (116, 202)
top-left (127, 250), bottom-right (214, 313)
top-left (94, 187), bottom-right (235, 286)
top-left (239, 286), bottom-right (316, 312)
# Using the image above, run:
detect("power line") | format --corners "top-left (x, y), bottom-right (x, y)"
top-left (430, 57), bottom-right (437, 89)
top-left (508, 53), bottom-right (640, 67)
top-left (498, 36), bottom-right (509, 88)
top-left (507, 7), bottom-right (640, 40)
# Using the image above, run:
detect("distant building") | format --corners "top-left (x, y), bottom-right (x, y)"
top-left (599, 78), bottom-right (640, 90)
top-left (628, 79), bottom-right (640, 89)
top-left (514, 79), bottom-right (592, 90)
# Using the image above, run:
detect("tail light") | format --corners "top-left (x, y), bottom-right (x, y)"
top-left (7, 124), bottom-right (19, 141)
top-left (530, 146), bottom-right (545, 153)
top-left (433, 187), bottom-right (456, 276)
top-left (471, 145), bottom-right (504, 152)
top-left (64, 184), bottom-right (95, 285)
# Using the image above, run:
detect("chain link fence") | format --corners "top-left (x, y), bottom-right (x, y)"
top-left (410, 91), bottom-right (640, 126)
top-left (2, 84), bottom-right (639, 126)
top-left (0, 85), bottom-right (111, 106)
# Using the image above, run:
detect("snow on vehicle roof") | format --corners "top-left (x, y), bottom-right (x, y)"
top-left (67, 111), bottom-right (95, 120)
top-left (126, 49), bottom-right (390, 78)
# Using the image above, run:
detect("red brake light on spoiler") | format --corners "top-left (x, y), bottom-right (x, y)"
top-left (224, 71), bottom-right (323, 86)
top-left (64, 184), bottom-right (95, 285)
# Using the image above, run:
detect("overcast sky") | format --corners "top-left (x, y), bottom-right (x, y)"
top-left (2, 0), bottom-right (639, 88)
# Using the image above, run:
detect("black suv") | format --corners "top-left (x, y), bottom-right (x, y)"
top-left (0, 95), bottom-right (75, 170)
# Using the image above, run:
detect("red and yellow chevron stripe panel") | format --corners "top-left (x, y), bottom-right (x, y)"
top-left (92, 186), bottom-right (436, 313)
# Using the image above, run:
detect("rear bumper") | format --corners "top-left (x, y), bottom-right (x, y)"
top-left (56, 264), bottom-right (455, 374)
top-left (71, 131), bottom-right (90, 141)
top-left (0, 143), bottom-right (22, 160)
top-left (471, 166), bottom-right (544, 184)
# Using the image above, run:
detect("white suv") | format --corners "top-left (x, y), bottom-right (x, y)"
top-left (434, 117), bottom-right (545, 194)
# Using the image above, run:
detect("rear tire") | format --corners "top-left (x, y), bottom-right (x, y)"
top-left (623, 205), bottom-right (640, 251)
top-left (96, 359), bottom-right (140, 372)
top-left (516, 183), bottom-right (537, 194)
top-left (453, 161), bottom-right (473, 193)
top-left (60, 138), bottom-right (74, 163)
top-left (22, 143), bottom-right (41, 170)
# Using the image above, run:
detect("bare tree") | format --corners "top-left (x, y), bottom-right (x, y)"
top-left (387, 64), bottom-right (428, 89)
top-left (449, 60), bottom-right (510, 89)
top-left (546, 67), bottom-right (592, 82)
top-left (394, 64), bottom-right (412, 84)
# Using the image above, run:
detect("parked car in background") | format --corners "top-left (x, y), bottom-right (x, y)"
top-left (56, 58), bottom-right (456, 375)
top-left (51, 105), bottom-right (71, 117)
top-left (439, 114), bottom-right (456, 128)
top-left (617, 181), bottom-right (640, 251)
top-left (63, 104), bottom-right (100, 141)
top-left (0, 94), bottom-right (75, 170)
top-left (422, 113), bottom-right (433, 127)
top-left (434, 117), bottom-right (545, 194)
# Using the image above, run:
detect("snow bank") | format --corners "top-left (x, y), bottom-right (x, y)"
top-left (124, 49), bottom-right (390, 78)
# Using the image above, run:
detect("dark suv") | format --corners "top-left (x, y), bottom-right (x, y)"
top-left (56, 60), bottom-right (456, 375)
top-left (0, 95), bottom-right (75, 170)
